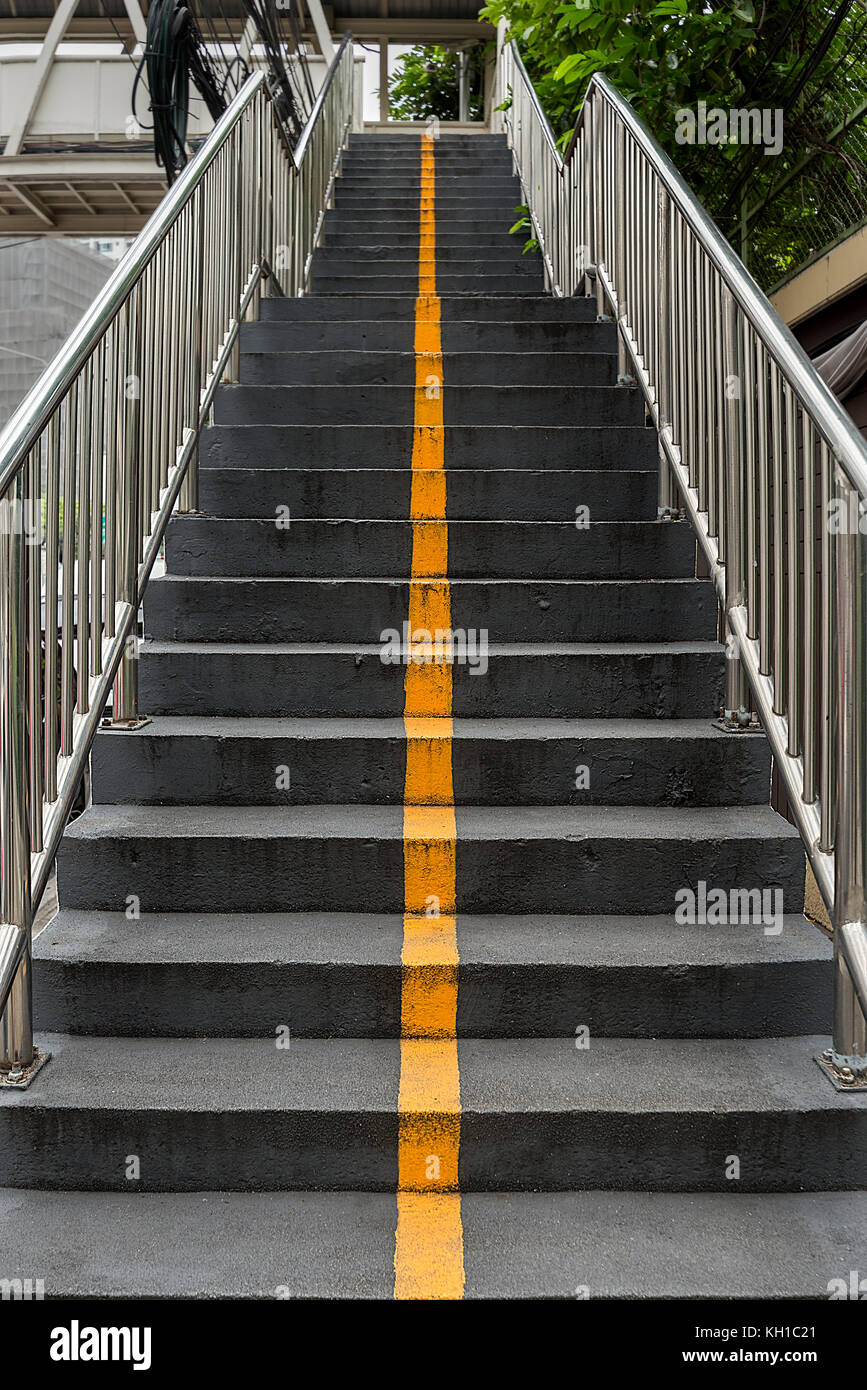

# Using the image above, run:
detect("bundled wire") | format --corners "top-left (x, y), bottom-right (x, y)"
top-left (239, 0), bottom-right (313, 148)
top-left (132, 0), bottom-right (229, 184)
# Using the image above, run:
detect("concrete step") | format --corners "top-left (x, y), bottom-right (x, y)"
top-left (200, 424), bottom-right (657, 472)
top-left (348, 133), bottom-right (507, 145)
top-left (238, 349), bottom-right (614, 387)
top-left (309, 262), bottom-right (541, 286)
top-left (309, 275), bottom-right (544, 295)
top-left (322, 216), bottom-right (523, 235)
top-left (212, 384), bottom-right (643, 428)
top-left (1, 1187), bottom-right (862, 1296)
top-left (162, 518), bottom-right (696, 580)
top-left (90, 715), bottom-right (766, 807)
top-left (136, 639), bottom-right (725, 717)
top-left (319, 231), bottom-right (521, 248)
top-left (197, 466), bottom-right (656, 521)
top-left (143, 576), bottom-right (714, 643)
top-left (56, 802), bottom-right (804, 916)
top-left (312, 244), bottom-right (529, 263)
top-left (34, 910), bottom-right (827, 1038)
top-left (4, 1033), bottom-right (858, 1192)
top-left (335, 174), bottom-right (519, 189)
top-left (333, 193), bottom-right (522, 208)
top-left (258, 295), bottom-right (597, 321)
top-left (240, 318), bottom-right (617, 352)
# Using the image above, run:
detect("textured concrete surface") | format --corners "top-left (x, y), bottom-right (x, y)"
top-left (90, 714), bottom-right (769, 807)
top-left (57, 801), bottom-right (804, 915)
top-left (2, 1188), bottom-right (865, 1297)
top-left (33, 909), bottom-right (830, 1039)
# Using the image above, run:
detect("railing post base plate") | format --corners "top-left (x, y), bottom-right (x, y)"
top-left (0, 1046), bottom-right (50, 1090)
top-left (101, 715), bottom-right (152, 733)
top-left (714, 711), bottom-right (763, 733)
top-left (816, 1047), bottom-right (867, 1091)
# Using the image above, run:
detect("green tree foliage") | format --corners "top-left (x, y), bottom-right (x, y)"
top-left (387, 44), bottom-right (485, 122)
top-left (479, 0), bottom-right (867, 286)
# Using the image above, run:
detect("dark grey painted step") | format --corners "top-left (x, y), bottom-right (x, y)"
top-left (320, 231), bottom-right (521, 248)
top-left (2, 1034), bottom-right (860, 1191)
top-left (90, 715), bottom-right (764, 807)
top-left (239, 349), bottom-right (614, 387)
top-left (136, 640), bottom-right (725, 718)
top-left (1, 1187), bottom-right (863, 1297)
top-left (313, 244), bottom-right (529, 264)
top-left (335, 175), bottom-right (519, 189)
top-left (56, 802), bottom-right (804, 916)
top-left (240, 318), bottom-right (617, 353)
top-left (310, 275), bottom-right (543, 295)
top-left (213, 384), bottom-right (643, 428)
top-left (163, 518), bottom-right (694, 580)
top-left (33, 910), bottom-right (827, 1038)
top-left (259, 295), bottom-right (597, 321)
top-left (200, 424), bottom-right (657, 472)
top-left (309, 263), bottom-right (541, 286)
top-left (144, 576), bottom-right (713, 643)
top-left (197, 466), bottom-right (655, 522)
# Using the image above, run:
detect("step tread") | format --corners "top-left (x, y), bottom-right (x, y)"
top-left (63, 801), bottom-right (800, 842)
top-left (4, 1034), bottom-right (857, 1114)
top-left (88, 714), bottom-right (754, 739)
top-left (35, 909), bottom-right (828, 968)
top-left (0, 1187), bottom-right (861, 1298)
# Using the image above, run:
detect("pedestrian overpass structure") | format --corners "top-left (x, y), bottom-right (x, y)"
top-left (0, 0), bottom-right (491, 233)
top-left (1, 16), bottom-right (867, 1299)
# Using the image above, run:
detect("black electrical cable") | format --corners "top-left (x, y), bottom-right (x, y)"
top-left (132, 0), bottom-right (229, 184)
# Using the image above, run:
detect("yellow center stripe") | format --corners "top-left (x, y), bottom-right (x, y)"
top-left (393, 132), bottom-right (465, 1302)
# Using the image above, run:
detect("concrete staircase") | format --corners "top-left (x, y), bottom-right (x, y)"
top-left (3, 131), bottom-right (866, 1300)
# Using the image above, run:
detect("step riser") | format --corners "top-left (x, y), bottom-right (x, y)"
top-left (138, 646), bottom-right (722, 718)
top-left (319, 234), bottom-right (523, 249)
top-left (313, 246), bottom-right (530, 262)
top-left (197, 468), bottom-right (656, 521)
top-left (321, 218), bottom-right (527, 234)
top-left (57, 829), bottom-right (804, 916)
top-left (200, 425), bottom-right (657, 472)
top-left (309, 277), bottom-right (544, 294)
top-left (259, 296), bottom-right (597, 321)
top-left (90, 727), bottom-right (770, 807)
top-left (163, 519), bottom-right (696, 580)
top-left (335, 175), bottom-right (520, 187)
top-left (333, 193), bottom-right (521, 206)
top-left (212, 386), bottom-right (642, 429)
top-left (238, 350), bottom-right (614, 387)
top-left (240, 320), bottom-right (617, 352)
top-left (33, 957), bottom-right (829, 1039)
top-left (309, 262), bottom-right (541, 281)
top-left (144, 578), bottom-right (714, 642)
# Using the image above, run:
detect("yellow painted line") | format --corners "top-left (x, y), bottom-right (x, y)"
top-left (394, 132), bottom-right (465, 1302)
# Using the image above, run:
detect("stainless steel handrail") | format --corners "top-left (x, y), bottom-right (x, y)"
top-left (0, 36), bottom-right (356, 1079)
top-left (495, 33), bottom-right (867, 1082)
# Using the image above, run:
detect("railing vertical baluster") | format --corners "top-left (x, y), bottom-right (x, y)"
top-left (26, 444), bottom-right (43, 853)
top-left (0, 459), bottom-right (32, 1071)
top-left (60, 382), bottom-right (77, 756)
top-left (770, 361), bottom-right (785, 715)
top-left (785, 386), bottom-right (801, 755)
top-left (112, 287), bottom-right (142, 725)
top-left (803, 417), bottom-right (817, 803)
top-left (77, 360), bottom-right (92, 714)
top-left (820, 441), bottom-right (835, 852)
top-left (831, 468), bottom-right (867, 1068)
top-left (90, 338), bottom-right (105, 679)
top-left (756, 343), bottom-right (771, 675)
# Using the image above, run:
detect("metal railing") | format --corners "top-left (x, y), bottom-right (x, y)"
top-left (0, 34), bottom-right (355, 1081)
top-left (495, 35), bottom-right (867, 1086)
